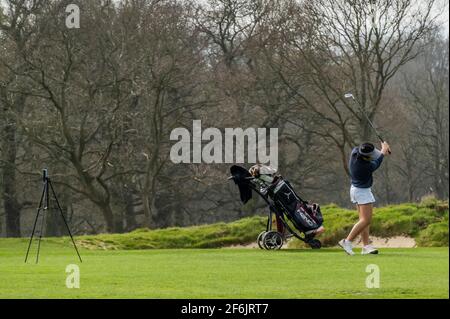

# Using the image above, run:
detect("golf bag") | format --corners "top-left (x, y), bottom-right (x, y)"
top-left (271, 179), bottom-right (323, 234)
top-left (229, 165), bottom-right (324, 249)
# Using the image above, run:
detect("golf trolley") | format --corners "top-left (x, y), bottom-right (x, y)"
top-left (229, 165), bottom-right (323, 250)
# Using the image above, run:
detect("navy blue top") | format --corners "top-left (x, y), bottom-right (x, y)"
top-left (349, 147), bottom-right (384, 188)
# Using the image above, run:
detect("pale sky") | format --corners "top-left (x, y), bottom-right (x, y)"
top-left (0, 0), bottom-right (448, 36)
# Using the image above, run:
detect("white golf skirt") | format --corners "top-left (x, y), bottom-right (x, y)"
top-left (350, 185), bottom-right (376, 205)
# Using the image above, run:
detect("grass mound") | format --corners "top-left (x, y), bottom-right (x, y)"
top-left (290, 199), bottom-right (448, 248)
top-left (76, 217), bottom-right (266, 250)
top-left (416, 221), bottom-right (449, 247)
top-left (52, 199), bottom-right (448, 250)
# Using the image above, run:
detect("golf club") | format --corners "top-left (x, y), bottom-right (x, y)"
top-left (344, 93), bottom-right (391, 154)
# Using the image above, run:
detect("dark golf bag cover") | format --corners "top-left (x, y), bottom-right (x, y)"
top-left (270, 179), bottom-right (323, 233)
top-left (229, 165), bottom-right (323, 234)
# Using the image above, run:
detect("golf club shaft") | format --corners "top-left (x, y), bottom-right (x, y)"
top-left (365, 115), bottom-right (391, 154)
top-left (350, 96), bottom-right (391, 154)
top-left (361, 111), bottom-right (384, 142)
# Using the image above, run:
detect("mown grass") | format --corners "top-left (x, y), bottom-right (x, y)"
top-left (0, 240), bottom-right (447, 298)
top-left (0, 199), bottom-right (447, 299)
top-left (66, 199), bottom-right (447, 250)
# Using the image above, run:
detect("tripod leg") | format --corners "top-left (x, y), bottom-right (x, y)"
top-left (49, 180), bottom-right (82, 263)
top-left (25, 186), bottom-right (46, 263)
top-left (35, 207), bottom-right (46, 264)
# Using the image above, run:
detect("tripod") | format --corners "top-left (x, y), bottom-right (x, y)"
top-left (25, 169), bottom-right (82, 263)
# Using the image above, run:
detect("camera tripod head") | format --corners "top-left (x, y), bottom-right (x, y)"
top-left (42, 169), bottom-right (48, 183)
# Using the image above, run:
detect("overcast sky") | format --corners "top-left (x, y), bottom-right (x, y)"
top-left (0, 0), bottom-right (448, 35)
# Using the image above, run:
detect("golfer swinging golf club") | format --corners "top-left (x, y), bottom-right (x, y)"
top-left (339, 141), bottom-right (391, 255)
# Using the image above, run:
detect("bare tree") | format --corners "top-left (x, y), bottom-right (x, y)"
top-left (195, 0), bottom-right (273, 68)
top-left (7, 1), bottom-right (136, 232)
top-left (119, 0), bottom-right (211, 227)
top-left (403, 35), bottom-right (449, 199)
top-left (0, 0), bottom-right (447, 237)
top-left (0, 0), bottom-right (44, 236)
top-left (276, 0), bottom-right (439, 173)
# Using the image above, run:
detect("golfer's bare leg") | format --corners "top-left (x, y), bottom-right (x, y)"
top-left (357, 204), bottom-right (371, 246)
top-left (361, 225), bottom-right (370, 246)
top-left (346, 203), bottom-right (373, 242)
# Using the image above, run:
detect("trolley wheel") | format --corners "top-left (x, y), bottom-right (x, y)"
top-left (308, 239), bottom-right (322, 249)
top-left (262, 231), bottom-right (284, 250)
top-left (257, 231), bottom-right (266, 250)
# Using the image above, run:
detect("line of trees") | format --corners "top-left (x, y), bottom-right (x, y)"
top-left (0, 0), bottom-right (448, 237)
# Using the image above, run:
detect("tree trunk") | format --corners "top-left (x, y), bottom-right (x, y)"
top-left (433, 141), bottom-right (447, 199)
top-left (142, 193), bottom-right (157, 228)
top-left (114, 208), bottom-right (124, 233)
top-left (75, 168), bottom-right (116, 233)
top-left (3, 174), bottom-right (21, 237)
top-left (45, 209), bottom-right (60, 237)
top-left (98, 203), bottom-right (115, 233)
top-left (150, 196), bottom-right (158, 228)
top-left (46, 189), bottom-right (69, 237)
top-left (124, 192), bottom-right (137, 231)
top-left (382, 162), bottom-right (392, 205)
top-left (142, 195), bottom-right (151, 228)
top-left (1, 116), bottom-right (21, 237)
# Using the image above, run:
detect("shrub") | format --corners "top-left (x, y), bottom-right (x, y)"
top-left (290, 201), bottom-right (448, 248)
top-left (416, 222), bottom-right (449, 247)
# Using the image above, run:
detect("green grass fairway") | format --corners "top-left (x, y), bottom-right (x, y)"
top-left (0, 240), bottom-right (448, 298)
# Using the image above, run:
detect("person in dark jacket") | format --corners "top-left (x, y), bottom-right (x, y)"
top-left (338, 141), bottom-right (391, 255)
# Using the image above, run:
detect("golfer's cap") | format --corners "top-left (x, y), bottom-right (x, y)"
top-left (358, 143), bottom-right (382, 160)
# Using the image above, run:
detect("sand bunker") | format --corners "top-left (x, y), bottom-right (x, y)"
top-left (352, 236), bottom-right (416, 248)
top-left (227, 235), bottom-right (417, 249)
